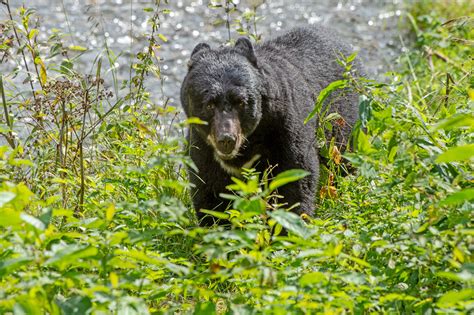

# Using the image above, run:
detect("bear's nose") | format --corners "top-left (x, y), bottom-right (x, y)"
top-left (217, 133), bottom-right (236, 154)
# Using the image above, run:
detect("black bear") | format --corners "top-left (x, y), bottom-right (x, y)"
top-left (180, 27), bottom-right (360, 226)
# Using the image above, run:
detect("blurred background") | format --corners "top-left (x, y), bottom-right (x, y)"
top-left (4, 0), bottom-right (406, 104)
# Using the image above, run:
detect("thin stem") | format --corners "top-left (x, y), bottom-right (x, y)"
top-left (225, 1), bottom-right (231, 42)
top-left (129, 0), bottom-right (133, 108)
top-left (4, 0), bottom-right (37, 101)
top-left (253, 7), bottom-right (258, 40)
top-left (76, 88), bottom-right (90, 215)
top-left (60, 0), bottom-right (75, 46)
top-left (58, 99), bottom-right (67, 208)
top-left (0, 75), bottom-right (15, 149)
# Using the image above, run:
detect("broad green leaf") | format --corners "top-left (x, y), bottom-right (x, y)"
top-left (434, 113), bottom-right (474, 131)
top-left (0, 208), bottom-right (22, 227)
top-left (233, 197), bottom-right (265, 215)
top-left (193, 302), bottom-right (216, 315)
top-left (14, 297), bottom-right (43, 315)
top-left (269, 169), bottom-right (310, 191)
top-left (45, 245), bottom-right (98, 266)
top-left (440, 188), bottom-right (474, 206)
top-left (436, 144), bottom-right (474, 163)
top-left (269, 210), bottom-right (310, 238)
top-left (437, 288), bottom-right (474, 307)
top-left (116, 297), bottom-right (150, 315)
top-left (0, 257), bottom-right (33, 278)
top-left (356, 130), bottom-right (376, 154)
top-left (55, 295), bottom-right (92, 315)
top-left (227, 177), bottom-right (258, 194)
top-left (20, 213), bottom-right (45, 230)
top-left (0, 191), bottom-right (16, 207)
top-left (114, 249), bottom-right (165, 267)
top-left (299, 272), bottom-right (328, 286)
top-left (436, 270), bottom-right (473, 282)
top-left (305, 79), bottom-right (347, 124)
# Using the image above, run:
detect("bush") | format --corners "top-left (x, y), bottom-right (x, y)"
top-left (0, 1), bottom-right (472, 314)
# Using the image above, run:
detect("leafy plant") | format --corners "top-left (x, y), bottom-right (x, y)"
top-left (0, 0), bottom-right (472, 314)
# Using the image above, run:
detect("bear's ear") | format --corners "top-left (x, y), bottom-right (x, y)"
top-left (191, 43), bottom-right (210, 58)
top-left (188, 43), bottom-right (210, 69)
top-left (235, 37), bottom-right (258, 67)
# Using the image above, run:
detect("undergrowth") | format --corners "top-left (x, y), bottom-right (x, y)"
top-left (0, 0), bottom-right (472, 314)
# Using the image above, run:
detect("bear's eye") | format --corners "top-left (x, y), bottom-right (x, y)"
top-left (206, 103), bottom-right (215, 111)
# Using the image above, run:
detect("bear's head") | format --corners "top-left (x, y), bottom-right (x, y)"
top-left (180, 38), bottom-right (263, 161)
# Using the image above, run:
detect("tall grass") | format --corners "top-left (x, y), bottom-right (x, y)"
top-left (0, 0), bottom-right (472, 314)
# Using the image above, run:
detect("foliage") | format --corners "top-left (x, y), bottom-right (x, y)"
top-left (0, 1), bottom-right (472, 314)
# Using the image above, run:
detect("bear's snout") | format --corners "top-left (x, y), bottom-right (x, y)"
top-left (216, 133), bottom-right (237, 155)
top-left (208, 109), bottom-right (243, 160)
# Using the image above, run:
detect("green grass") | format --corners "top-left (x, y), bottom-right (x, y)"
top-left (0, 1), bottom-right (472, 314)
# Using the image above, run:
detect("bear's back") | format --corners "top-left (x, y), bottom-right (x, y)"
top-left (255, 26), bottom-right (355, 90)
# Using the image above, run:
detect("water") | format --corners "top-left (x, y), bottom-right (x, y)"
top-left (2, 0), bottom-right (405, 105)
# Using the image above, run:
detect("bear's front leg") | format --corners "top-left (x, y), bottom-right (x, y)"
top-left (188, 136), bottom-right (232, 226)
top-left (269, 133), bottom-right (319, 216)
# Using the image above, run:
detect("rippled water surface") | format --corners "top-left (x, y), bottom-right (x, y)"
top-left (4, 0), bottom-right (405, 104)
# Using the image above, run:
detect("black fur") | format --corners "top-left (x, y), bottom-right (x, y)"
top-left (181, 27), bottom-right (360, 226)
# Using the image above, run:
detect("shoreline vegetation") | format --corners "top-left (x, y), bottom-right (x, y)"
top-left (0, 1), bottom-right (472, 314)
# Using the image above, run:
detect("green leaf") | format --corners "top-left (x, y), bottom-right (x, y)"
top-left (436, 271), bottom-right (473, 282)
top-left (68, 45), bottom-right (88, 51)
top-left (34, 56), bottom-right (47, 85)
top-left (269, 210), bottom-right (310, 238)
top-left (346, 51), bottom-right (358, 63)
top-left (437, 289), bottom-right (474, 307)
top-left (342, 253), bottom-right (372, 268)
top-left (55, 295), bottom-right (92, 315)
top-left (185, 117), bottom-right (208, 125)
top-left (440, 188), bottom-right (474, 206)
top-left (45, 245), bottom-right (98, 267)
top-left (299, 271), bottom-right (328, 286)
top-left (0, 208), bottom-right (22, 227)
top-left (0, 257), bottom-right (33, 278)
top-left (20, 213), bottom-right (45, 230)
top-left (436, 144), bottom-right (474, 163)
top-left (356, 130), bottom-right (376, 154)
top-left (0, 191), bottom-right (16, 207)
top-left (358, 95), bottom-right (372, 128)
top-left (269, 169), bottom-right (310, 191)
top-left (14, 297), bottom-right (43, 315)
top-left (27, 28), bottom-right (39, 40)
top-left (380, 293), bottom-right (416, 303)
top-left (233, 197), bottom-right (265, 215)
top-left (60, 59), bottom-right (74, 75)
top-left (434, 113), bottom-right (474, 131)
top-left (193, 302), bottom-right (216, 315)
top-left (305, 79), bottom-right (347, 124)
top-left (158, 33), bottom-right (168, 42)
top-left (199, 209), bottom-right (230, 220)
